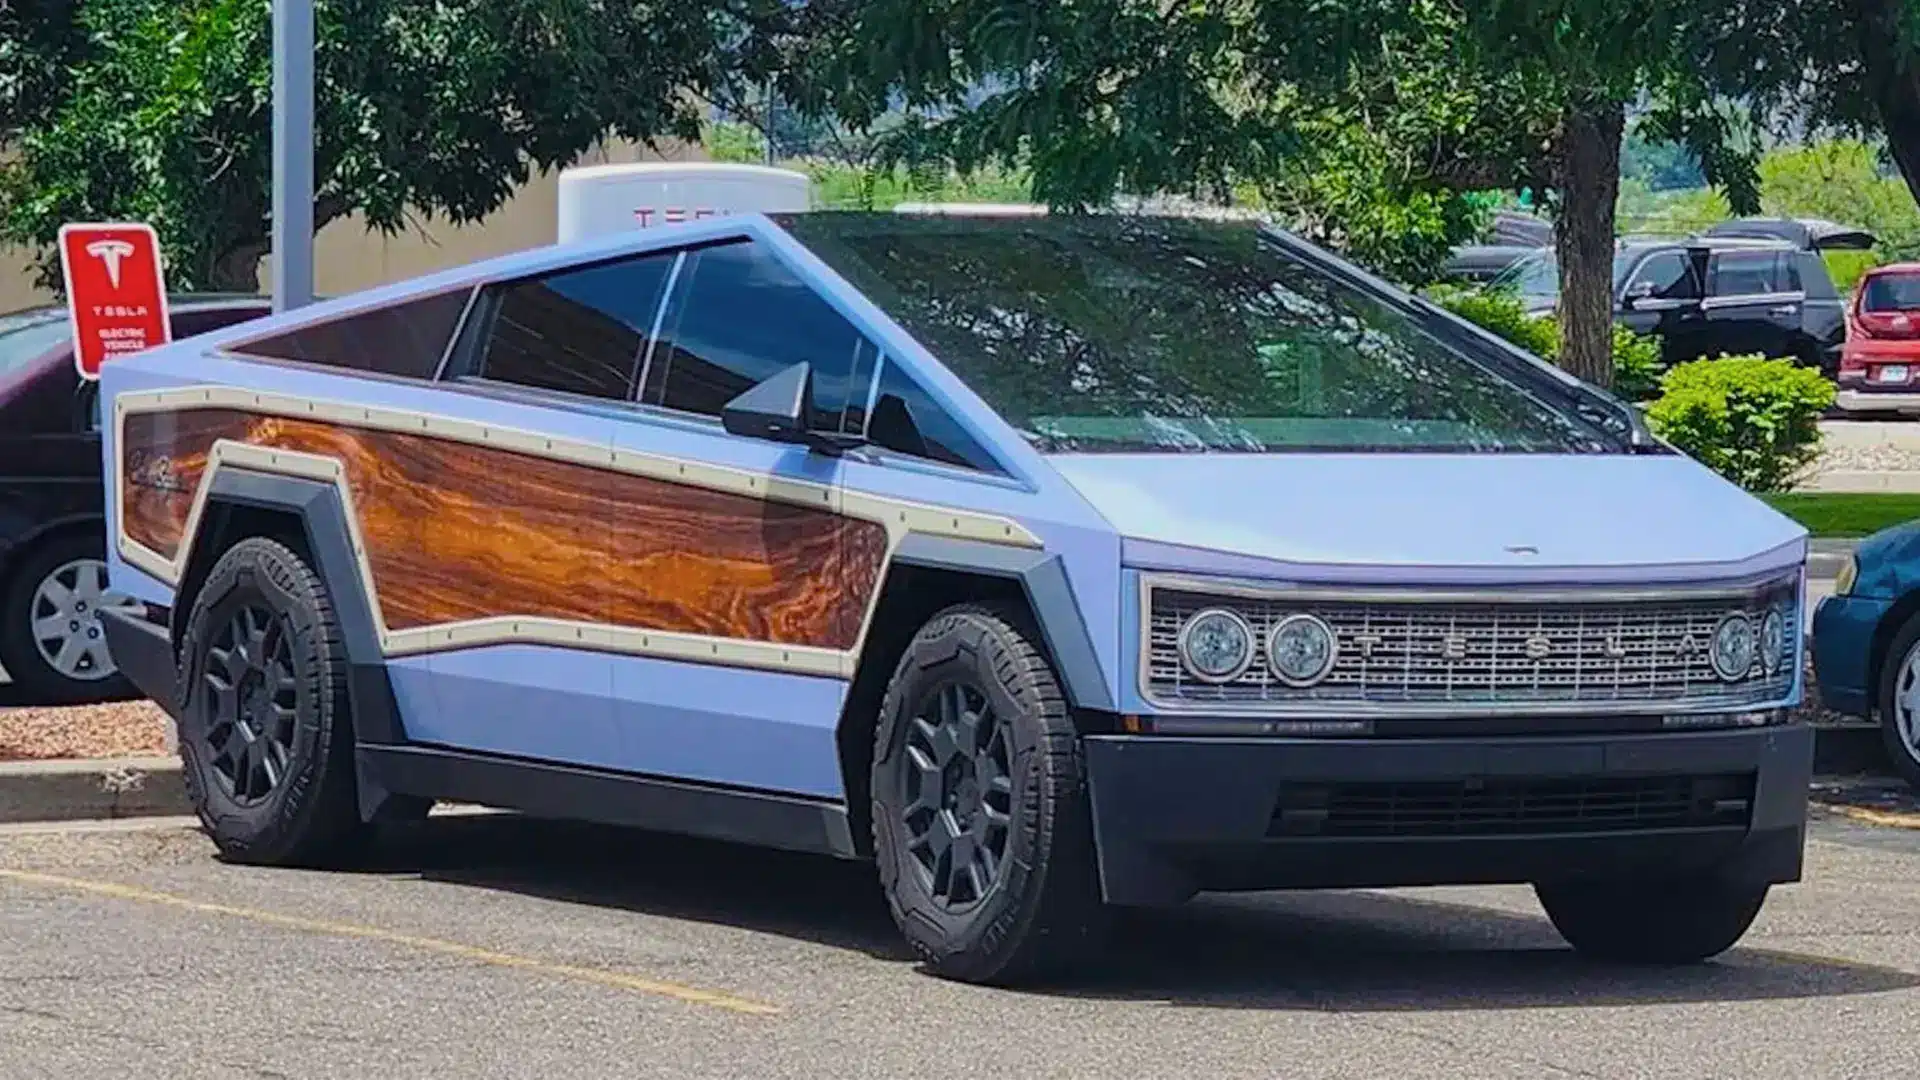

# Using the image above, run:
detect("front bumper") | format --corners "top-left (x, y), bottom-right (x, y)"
top-left (1811, 593), bottom-right (1892, 718)
top-left (1082, 724), bottom-right (1813, 905)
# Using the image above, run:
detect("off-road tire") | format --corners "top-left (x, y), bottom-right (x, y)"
top-left (175, 537), bottom-right (362, 866)
top-left (0, 531), bottom-right (135, 703)
top-left (870, 603), bottom-right (1108, 985)
top-left (1535, 876), bottom-right (1769, 964)
top-left (1876, 613), bottom-right (1920, 790)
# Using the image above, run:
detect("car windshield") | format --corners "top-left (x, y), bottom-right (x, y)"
top-left (775, 213), bottom-right (1621, 454)
top-left (1862, 272), bottom-right (1920, 312)
top-left (0, 310), bottom-right (71, 380)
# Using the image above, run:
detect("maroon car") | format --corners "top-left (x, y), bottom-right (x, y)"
top-left (0, 294), bottom-right (270, 702)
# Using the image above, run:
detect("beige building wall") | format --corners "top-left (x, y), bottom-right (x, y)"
top-left (0, 137), bottom-right (705, 314)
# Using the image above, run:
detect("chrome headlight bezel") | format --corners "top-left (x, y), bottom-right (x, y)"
top-left (1266, 612), bottom-right (1338, 687)
top-left (1175, 607), bottom-right (1255, 684)
top-left (1760, 607), bottom-right (1787, 675)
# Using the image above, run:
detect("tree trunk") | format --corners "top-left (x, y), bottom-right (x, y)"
top-left (1855, 0), bottom-right (1920, 208)
top-left (1552, 100), bottom-right (1625, 389)
top-left (208, 241), bottom-right (267, 293)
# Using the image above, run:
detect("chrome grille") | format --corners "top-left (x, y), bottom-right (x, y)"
top-left (1144, 575), bottom-right (1799, 713)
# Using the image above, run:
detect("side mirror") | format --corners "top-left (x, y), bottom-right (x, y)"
top-left (720, 362), bottom-right (865, 455)
top-left (1621, 280), bottom-right (1657, 308)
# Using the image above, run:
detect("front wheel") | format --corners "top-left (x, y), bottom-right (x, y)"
top-left (1876, 614), bottom-right (1920, 790)
top-left (1535, 875), bottom-right (1769, 964)
top-left (870, 603), bottom-right (1108, 985)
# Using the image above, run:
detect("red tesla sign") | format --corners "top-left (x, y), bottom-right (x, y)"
top-left (57, 222), bottom-right (171, 381)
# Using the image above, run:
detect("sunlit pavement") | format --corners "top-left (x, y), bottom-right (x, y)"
top-left (2, 811), bottom-right (1919, 1079)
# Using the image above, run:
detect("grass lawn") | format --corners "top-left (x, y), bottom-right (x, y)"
top-left (1762, 493), bottom-right (1920, 538)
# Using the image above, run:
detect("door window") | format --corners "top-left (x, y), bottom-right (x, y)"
top-left (1624, 251), bottom-right (1699, 299)
top-left (1709, 251), bottom-right (1787, 298)
top-left (468, 253), bottom-right (677, 400)
top-left (862, 359), bottom-right (1003, 473)
top-left (643, 240), bottom-right (869, 429)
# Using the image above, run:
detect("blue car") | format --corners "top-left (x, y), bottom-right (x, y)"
top-left (1811, 524), bottom-right (1920, 787)
top-left (93, 210), bottom-right (1812, 984)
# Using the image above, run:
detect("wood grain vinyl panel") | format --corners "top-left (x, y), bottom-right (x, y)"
top-left (120, 408), bottom-right (890, 650)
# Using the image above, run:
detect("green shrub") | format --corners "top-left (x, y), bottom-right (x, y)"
top-left (1610, 323), bottom-right (1664, 403)
top-left (1645, 355), bottom-right (1836, 493)
top-left (1427, 286), bottom-right (1666, 402)
top-left (1426, 286), bottom-right (1560, 359)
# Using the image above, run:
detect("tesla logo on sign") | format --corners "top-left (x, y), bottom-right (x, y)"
top-left (57, 222), bottom-right (171, 381)
top-left (86, 239), bottom-right (137, 287)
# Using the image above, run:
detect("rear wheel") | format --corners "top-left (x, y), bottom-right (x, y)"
top-left (175, 537), bottom-right (362, 866)
top-left (870, 603), bottom-right (1108, 985)
top-left (1535, 875), bottom-right (1769, 964)
top-left (0, 531), bottom-right (140, 703)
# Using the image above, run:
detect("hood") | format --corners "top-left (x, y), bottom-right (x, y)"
top-left (1048, 452), bottom-right (1806, 579)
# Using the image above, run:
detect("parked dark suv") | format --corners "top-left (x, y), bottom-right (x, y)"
top-left (1488, 237), bottom-right (1848, 374)
top-left (0, 294), bottom-right (269, 701)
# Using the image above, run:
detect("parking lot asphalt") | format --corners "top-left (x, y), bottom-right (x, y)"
top-left (3, 810), bottom-right (1920, 1079)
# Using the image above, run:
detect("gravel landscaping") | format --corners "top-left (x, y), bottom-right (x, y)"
top-left (0, 701), bottom-right (170, 762)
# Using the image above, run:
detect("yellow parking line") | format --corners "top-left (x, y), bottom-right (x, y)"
top-left (0, 866), bottom-right (781, 1016)
top-left (1821, 803), bottom-right (1920, 830)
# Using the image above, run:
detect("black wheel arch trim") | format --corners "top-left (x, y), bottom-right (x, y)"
top-left (888, 533), bottom-right (1116, 714)
top-left (180, 467), bottom-right (407, 747)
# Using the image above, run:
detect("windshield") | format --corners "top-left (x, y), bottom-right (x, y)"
top-left (0, 311), bottom-right (72, 380)
top-left (775, 213), bottom-right (1620, 454)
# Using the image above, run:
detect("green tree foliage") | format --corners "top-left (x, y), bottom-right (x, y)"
top-left (0, 0), bottom-right (789, 291)
top-left (1646, 356), bottom-right (1836, 492)
top-left (795, 0), bottom-right (1769, 392)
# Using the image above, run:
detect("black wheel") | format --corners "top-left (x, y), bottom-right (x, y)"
top-left (0, 531), bottom-right (140, 703)
top-left (1876, 613), bottom-right (1920, 790)
top-left (870, 603), bottom-right (1107, 985)
top-left (1535, 875), bottom-right (1769, 964)
top-left (175, 537), bottom-right (362, 866)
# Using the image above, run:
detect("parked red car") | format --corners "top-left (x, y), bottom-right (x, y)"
top-left (0, 294), bottom-right (270, 701)
top-left (1836, 262), bottom-right (1920, 414)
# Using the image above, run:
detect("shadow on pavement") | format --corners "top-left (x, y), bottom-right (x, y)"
top-left (336, 811), bottom-right (1920, 1011)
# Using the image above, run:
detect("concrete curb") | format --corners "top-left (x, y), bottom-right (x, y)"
top-left (0, 756), bottom-right (188, 824)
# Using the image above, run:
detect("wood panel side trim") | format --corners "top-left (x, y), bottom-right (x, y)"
top-left (113, 386), bottom-right (1042, 678)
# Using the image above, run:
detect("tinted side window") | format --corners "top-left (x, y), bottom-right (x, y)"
top-left (473, 253), bottom-right (676, 400)
top-left (1627, 252), bottom-right (1697, 298)
top-left (1710, 251), bottom-right (1785, 297)
top-left (864, 360), bottom-right (1002, 473)
top-left (643, 240), bottom-right (865, 428)
top-left (234, 288), bottom-right (469, 378)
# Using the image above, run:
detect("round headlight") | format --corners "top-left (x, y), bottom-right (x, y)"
top-left (1711, 613), bottom-right (1756, 682)
top-left (1267, 613), bottom-right (1338, 687)
top-left (1177, 608), bottom-right (1254, 683)
top-left (1760, 608), bottom-right (1787, 674)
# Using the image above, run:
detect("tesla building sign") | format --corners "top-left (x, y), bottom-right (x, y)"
top-left (57, 221), bottom-right (173, 381)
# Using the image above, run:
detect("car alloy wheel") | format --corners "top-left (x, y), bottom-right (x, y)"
top-left (897, 680), bottom-right (1016, 910)
top-left (30, 557), bottom-right (141, 684)
top-left (197, 603), bottom-right (300, 807)
top-left (1893, 641), bottom-right (1920, 765)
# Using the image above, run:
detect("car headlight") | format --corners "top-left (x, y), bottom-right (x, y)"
top-left (1711, 613), bottom-right (1757, 681)
top-left (1267, 613), bottom-right (1338, 686)
top-left (1760, 607), bottom-right (1787, 674)
top-left (1177, 608), bottom-right (1254, 682)
top-left (1834, 554), bottom-right (1858, 597)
